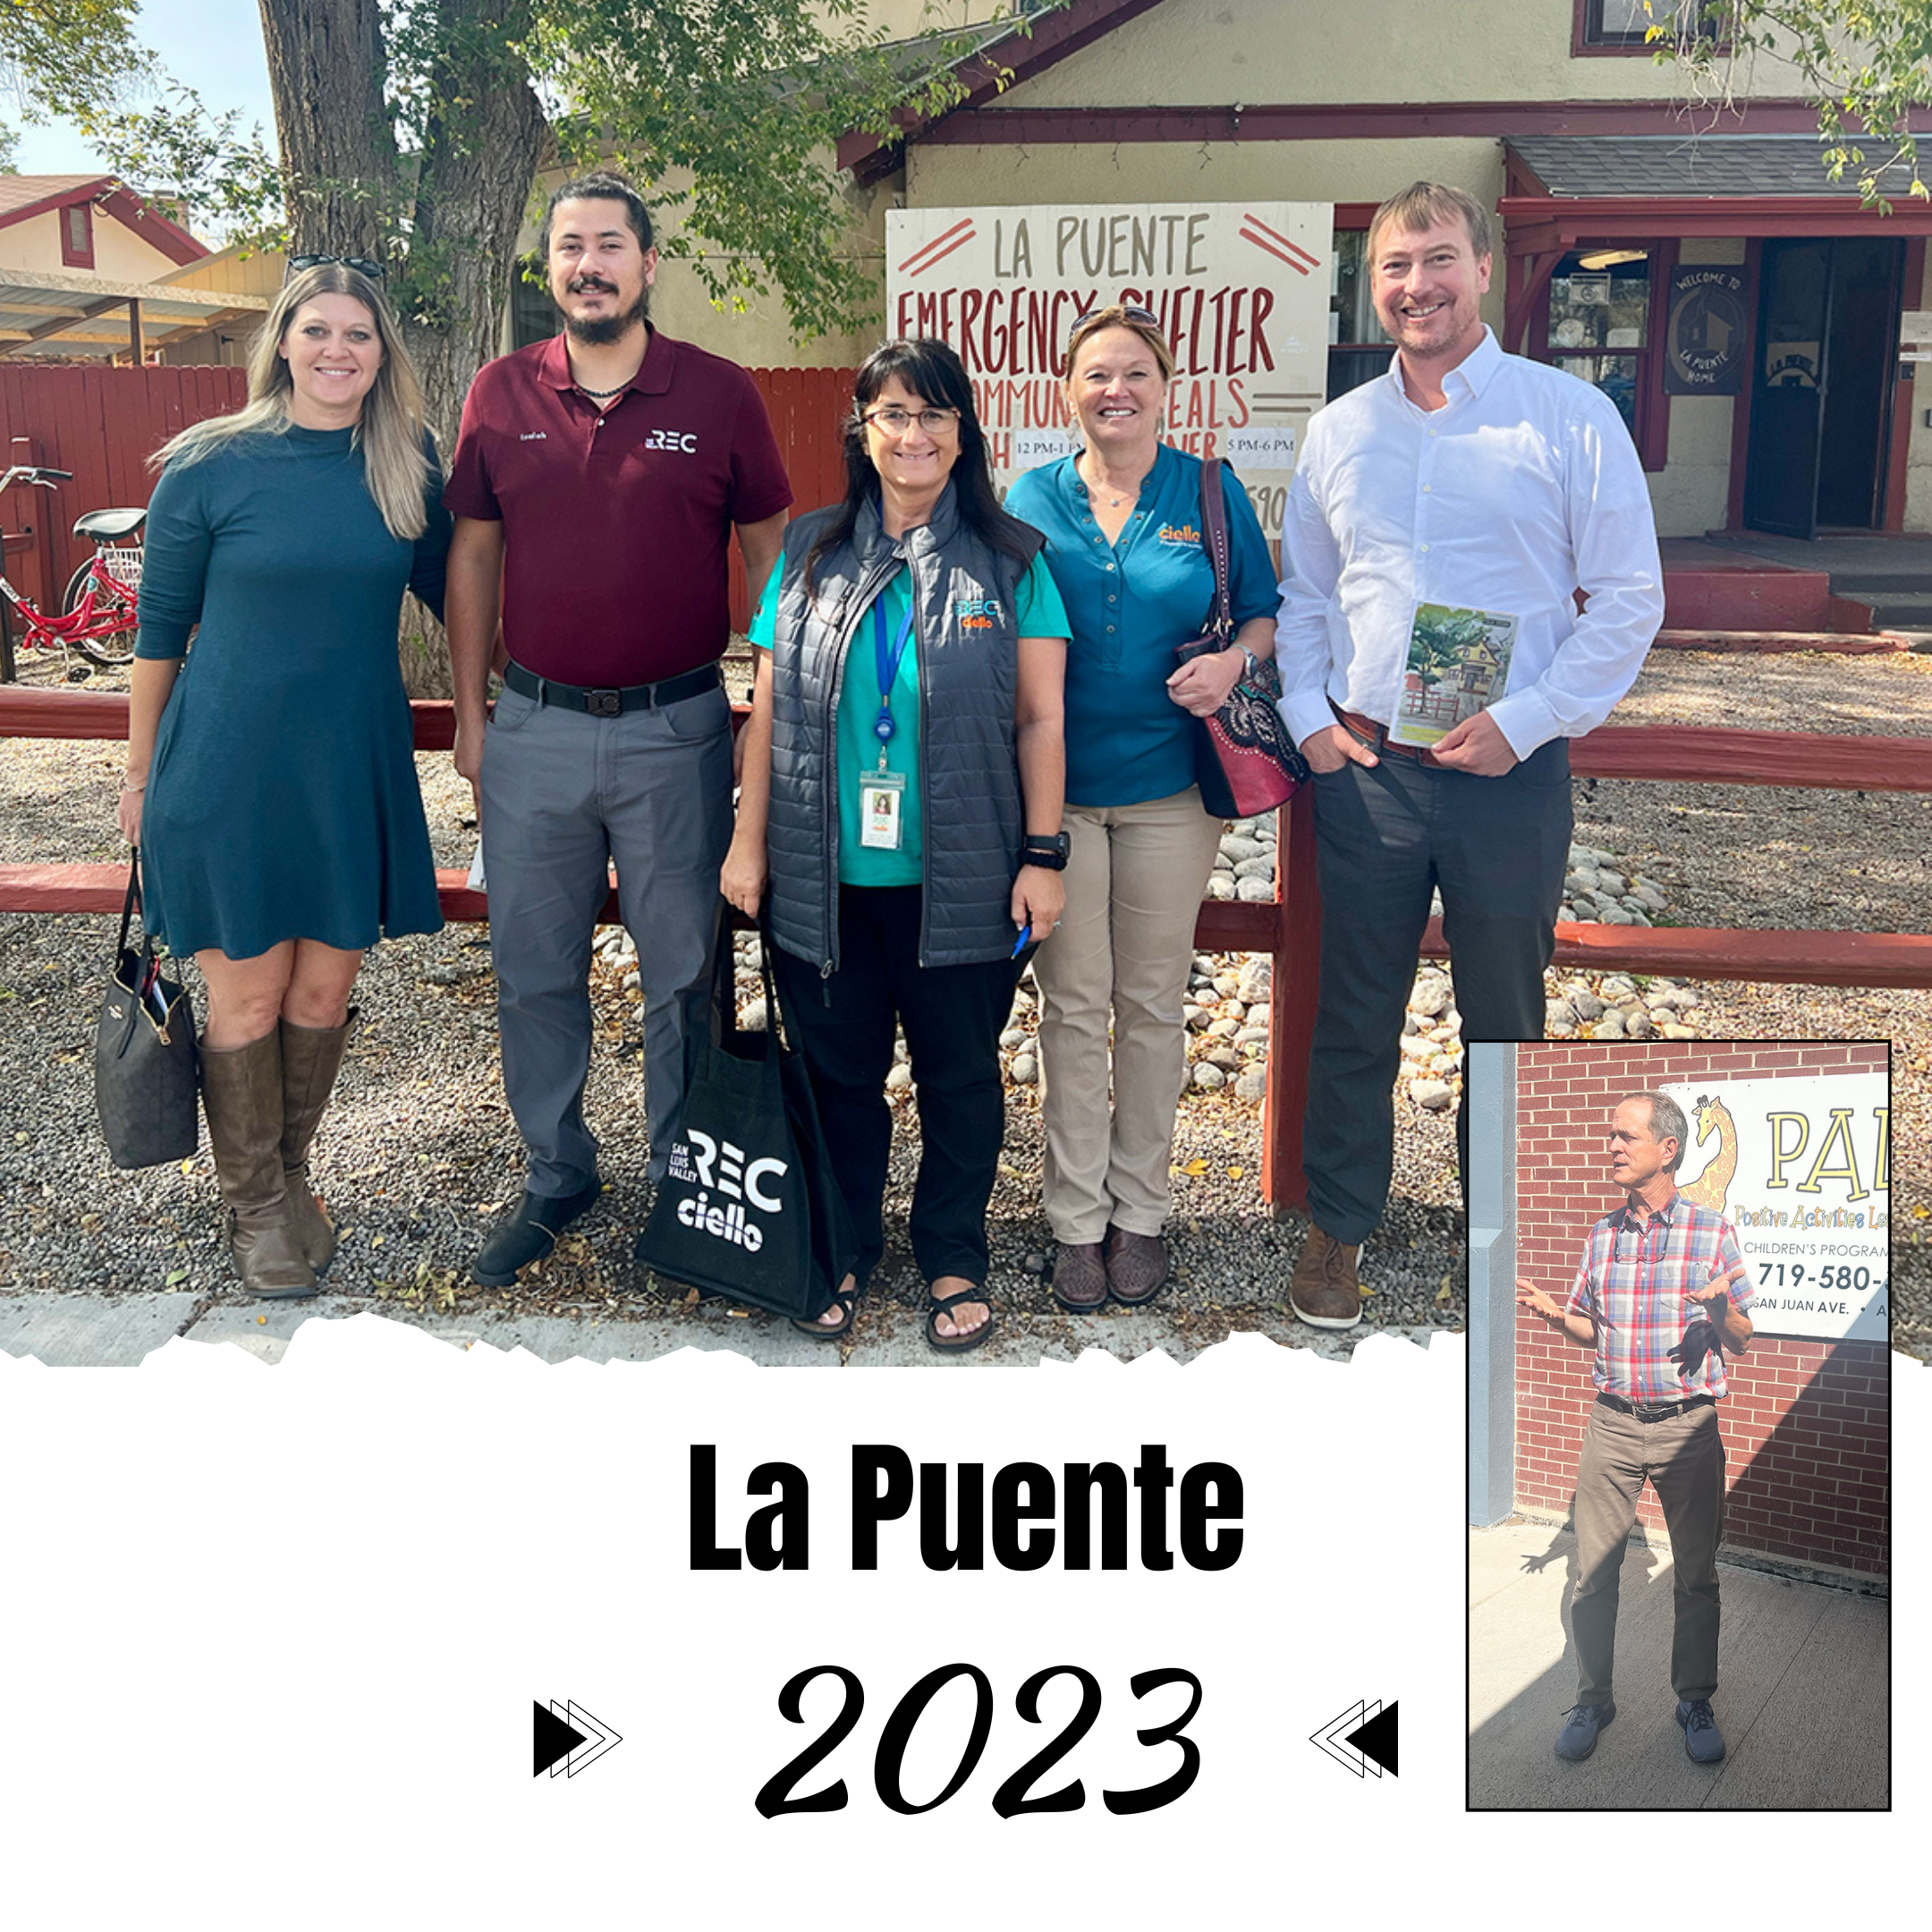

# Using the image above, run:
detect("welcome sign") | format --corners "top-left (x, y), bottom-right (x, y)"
top-left (885, 202), bottom-right (1334, 541)
top-left (1662, 1074), bottom-right (1890, 1342)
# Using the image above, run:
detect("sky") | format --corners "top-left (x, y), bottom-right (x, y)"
top-left (10, 0), bottom-right (277, 174)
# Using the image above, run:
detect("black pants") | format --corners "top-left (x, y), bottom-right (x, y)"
top-left (771, 886), bottom-right (1019, 1288)
top-left (1303, 739), bottom-right (1572, 1243)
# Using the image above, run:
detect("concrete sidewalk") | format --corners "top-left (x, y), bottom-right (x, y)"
top-left (1470, 1519), bottom-right (1888, 1809)
top-left (0, 1289), bottom-right (1432, 1368)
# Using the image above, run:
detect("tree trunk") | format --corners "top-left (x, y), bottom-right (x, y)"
top-left (258, 0), bottom-right (549, 695)
top-left (257, 0), bottom-right (396, 261)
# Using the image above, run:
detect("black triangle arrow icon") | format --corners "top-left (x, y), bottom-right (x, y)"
top-left (534, 1700), bottom-right (588, 1776)
top-left (1344, 1701), bottom-right (1398, 1776)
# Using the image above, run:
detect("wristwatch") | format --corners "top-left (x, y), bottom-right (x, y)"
top-left (1020, 833), bottom-right (1071, 871)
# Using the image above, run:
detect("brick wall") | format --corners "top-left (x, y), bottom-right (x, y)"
top-left (1514, 1040), bottom-right (1890, 1576)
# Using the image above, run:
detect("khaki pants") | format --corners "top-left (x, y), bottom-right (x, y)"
top-left (1035, 789), bottom-right (1224, 1244)
top-left (1571, 1399), bottom-right (1726, 1707)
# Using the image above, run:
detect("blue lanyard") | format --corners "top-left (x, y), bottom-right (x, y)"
top-left (871, 592), bottom-right (917, 747)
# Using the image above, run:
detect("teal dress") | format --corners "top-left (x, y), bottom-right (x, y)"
top-left (135, 424), bottom-right (451, 958)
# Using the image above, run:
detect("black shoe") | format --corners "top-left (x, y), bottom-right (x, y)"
top-left (473, 1182), bottom-right (602, 1287)
top-left (1675, 1698), bottom-right (1725, 1765)
top-left (1554, 1699), bottom-right (1615, 1761)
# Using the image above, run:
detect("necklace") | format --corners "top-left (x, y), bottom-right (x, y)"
top-left (1080, 457), bottom-right (1142, 510)
top-left (572, 379), bottom-right (628, 399)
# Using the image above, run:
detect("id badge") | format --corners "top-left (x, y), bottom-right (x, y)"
top-left (860, 768), bottom-right (906, 850)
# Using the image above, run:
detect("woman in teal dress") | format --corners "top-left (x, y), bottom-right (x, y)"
top-left (116, 261), bottom-right (450, 1299)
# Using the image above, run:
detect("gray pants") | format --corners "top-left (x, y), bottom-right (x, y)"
top-left (1572, 1399), bottom-right (1726, 1706)
top-left (479, 679), bottom-right (733, 1195)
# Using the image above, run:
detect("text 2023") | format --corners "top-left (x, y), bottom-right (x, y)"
top-left (756, 1664), bottom-right (1203, 1819)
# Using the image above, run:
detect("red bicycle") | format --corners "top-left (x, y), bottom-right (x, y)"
top-left (0, 464), bottom-right (144, 673)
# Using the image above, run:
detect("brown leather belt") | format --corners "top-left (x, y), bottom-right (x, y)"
top-left (1336, 708), bottom-right (1440, 765)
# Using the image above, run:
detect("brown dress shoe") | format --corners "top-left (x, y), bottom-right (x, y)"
top-left (1103, 1226), bottom-right (1167, 1306)
top-left (1290, 1224), bottom-right (1363, 1329)
top-left (1051, 1241), bottom-right (1108, 1311)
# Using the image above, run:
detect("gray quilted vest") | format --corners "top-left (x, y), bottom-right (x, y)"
top-left (766, 484), bottom-right (1041, 972)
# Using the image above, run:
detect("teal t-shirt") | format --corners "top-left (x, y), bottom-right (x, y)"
top-left (750, 551), bottom-right (1069, 887)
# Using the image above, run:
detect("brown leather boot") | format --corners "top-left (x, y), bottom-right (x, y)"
top-left (1289, 1224), bottom-right (1363, 1330)
top-left (279, 1011), bottom-right (357, 1274)
top-left (200, 1030), bottom-right (316, 1298)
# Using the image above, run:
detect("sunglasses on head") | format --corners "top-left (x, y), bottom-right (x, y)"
top-left (287, 253), bottom-right (388, 283)
top-left (1069, 302), bottom-right (1160, 341)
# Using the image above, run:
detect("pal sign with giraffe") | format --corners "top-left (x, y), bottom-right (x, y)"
top-left (1662, 1075), bottom-right (1889, 1343)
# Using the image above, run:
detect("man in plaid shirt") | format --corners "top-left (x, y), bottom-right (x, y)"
top-left (1517, 1090), bottom-right (1754, 1767)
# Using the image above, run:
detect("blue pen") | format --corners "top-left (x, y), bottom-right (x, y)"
top-left (1011, 922), bottom-right (1032, 958)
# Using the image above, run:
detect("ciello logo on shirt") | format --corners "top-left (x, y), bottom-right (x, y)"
top-left (668, 1129), bottom-right (787, 1252)
top-left (1157, 521), bottom-right (1203, 547)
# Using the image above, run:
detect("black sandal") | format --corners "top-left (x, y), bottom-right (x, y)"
top-left (792, 1278), bottom-right (860, 1341)
top-left (925, 1284), bottom-right (996, 1354)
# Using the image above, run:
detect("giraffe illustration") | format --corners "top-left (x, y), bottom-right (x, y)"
top-left (1677, 1094), bottom-right (1738, 1212)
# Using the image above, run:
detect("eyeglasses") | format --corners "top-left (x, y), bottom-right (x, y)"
top-left (862, 405), bottom-right (961, 436)
top-left (287, 253), bottom-right (388, 283)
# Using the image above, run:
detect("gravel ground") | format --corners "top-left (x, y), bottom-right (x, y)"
top-left (2, 642), bottom-right (1922, 1358)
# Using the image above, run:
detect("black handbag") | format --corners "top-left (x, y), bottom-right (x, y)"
top-left (1174, 457), bottom-right (1309, 818)
top-left (93, 852), bottom-right (199, 1169)
top-left (634, 909), bottom-right (856, 1320)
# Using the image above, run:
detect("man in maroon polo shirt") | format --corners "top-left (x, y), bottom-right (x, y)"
top-left (445, 172), bottom-right (791, 1286)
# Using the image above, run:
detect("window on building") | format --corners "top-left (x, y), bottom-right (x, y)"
top-left (1327, 228), bottom-right (1394, 401)
top-left (1538, 248), bottom-right (1654, 442)
top-left (1575, 1), bottom-right (1715, 52)
top-left (61, 201), bottom-right (94, 268)
top-left (510, 269), bottom-right (555, 350)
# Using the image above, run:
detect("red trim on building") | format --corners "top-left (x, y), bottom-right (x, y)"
top-left (839, 0), bottom-right (1174, 184)
top-left (58, 201), bottom-right (94, 269)
top-left (1885, 237), bottom-right (1926, 532)
top-left (0, 175), bottom-right (205, 266)
top-left (1502, 192), bottom-right (1932, 246)
top-left (890, 97), bottom-right (1932, 156)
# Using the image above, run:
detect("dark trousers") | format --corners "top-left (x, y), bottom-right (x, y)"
top-left (1303, 738), bottom-right (1572, 1242)
top-left (1571, 1400), bottom-right (1726, 1705)
top-left (771, 886), bottom-right (1018, 1288)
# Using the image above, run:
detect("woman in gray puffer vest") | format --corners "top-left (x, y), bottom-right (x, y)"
top-left (722, 339), bottom-right (1071, 1353)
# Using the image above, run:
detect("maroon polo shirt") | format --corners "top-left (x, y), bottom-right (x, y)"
top-left (445, 328), bottom-right (792, 685)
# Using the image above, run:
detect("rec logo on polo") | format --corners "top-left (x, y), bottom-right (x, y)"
top-left (667, 1130), bottom-right (787, 1251)
top-left (644, 428), bottom-right (699, 453)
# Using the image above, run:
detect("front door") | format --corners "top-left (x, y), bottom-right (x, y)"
top-left (1744, 237), bottom-right (1902, 538)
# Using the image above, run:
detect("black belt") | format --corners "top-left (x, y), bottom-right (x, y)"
top-left (503, 658), bottom-right (719, 716)
top-left (1597, 1392), bottom-right (1716, 1422)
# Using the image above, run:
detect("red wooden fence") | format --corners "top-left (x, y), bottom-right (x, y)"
top-left (8, 689), bottom-right (1932, 1215)
top-left (0, 361), bottom-right (854, 632)
top-left (0, 365), bottom-right (249, 608)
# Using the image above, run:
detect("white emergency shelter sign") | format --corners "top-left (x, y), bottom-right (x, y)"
top-left (1662, 1074), bottom-right (1889, 1342)
top-left (885, 202), bottom-right (1334, 541)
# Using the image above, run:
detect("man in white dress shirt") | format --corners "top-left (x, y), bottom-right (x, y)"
top-left (1275, 181), bottom-right (1664, 1329)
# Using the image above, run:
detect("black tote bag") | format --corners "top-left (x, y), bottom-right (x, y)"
top-left (93, 852), bottom-right (199, 1169)
top-left (634, 910), bottom-right (855, 1320)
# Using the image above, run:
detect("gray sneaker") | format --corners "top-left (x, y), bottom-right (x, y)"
top-left (1675, 1698), bottom-right (1725, 1764)
top-left (1554, 1699), bottom-right (1615, 1760)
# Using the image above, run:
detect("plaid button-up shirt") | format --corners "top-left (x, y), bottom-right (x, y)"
top-left (1564, 1191), bottom-right (1754, 1403)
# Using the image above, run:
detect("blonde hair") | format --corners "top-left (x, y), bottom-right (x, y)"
top-left (1063, 303), bottom-right (1177, 386)
top-left (151, 263), bottom-right (435, 541)
top-left (1365, 182), bottom-right (1494, 268)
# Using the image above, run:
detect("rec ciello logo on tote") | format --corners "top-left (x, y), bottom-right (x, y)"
top-left (666, 1130), bottom-right (789, 1254)
top-left (635, 913), bottom-right (857, 1321)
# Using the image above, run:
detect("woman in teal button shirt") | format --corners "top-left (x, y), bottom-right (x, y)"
top-left (723, 338), bottom-right (1071, 1352)
top-left (1004, 305), bottom-right (1279, 1311)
